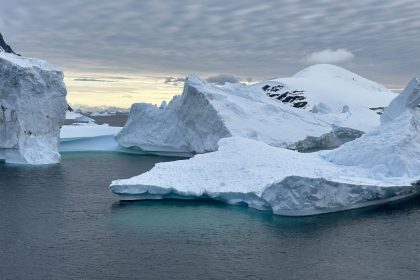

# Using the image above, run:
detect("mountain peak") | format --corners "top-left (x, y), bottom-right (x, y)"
top-left (0, 33), bottom-right (19, 55)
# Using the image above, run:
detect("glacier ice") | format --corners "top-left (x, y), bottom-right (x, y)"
top-left (110, 78), bottom-right (420, 216)
top-left (0, 52), bottom-right (67, 164)
top-left (116, 64), bottom-right (395, 154)
top-left (326, 78), bottom-right (420, 177)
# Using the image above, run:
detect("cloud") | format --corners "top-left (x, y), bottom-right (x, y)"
top-left (307, 49), bottom-right (355, 64)
top-left (103, 76), bottom-right (132, 80)
top-left (73, 77), bottom-right (114, 83)
top-left (163, 76), bottom-right (185, 86)
top-left (206, 74), bottom-right (239, 85)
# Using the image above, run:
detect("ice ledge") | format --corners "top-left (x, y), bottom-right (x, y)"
top-left (111, 176), bottom-right (420, 216)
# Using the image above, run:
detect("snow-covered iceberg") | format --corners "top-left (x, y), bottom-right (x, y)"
top-left (0, 52), bottom-right (67, 164)
top-left (116, 64), bottom-right (395, 154)
top-left (110, 78), bottom-right (420, 216)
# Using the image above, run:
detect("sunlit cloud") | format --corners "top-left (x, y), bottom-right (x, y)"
top-left (307, 49), bottom-right (354, 64)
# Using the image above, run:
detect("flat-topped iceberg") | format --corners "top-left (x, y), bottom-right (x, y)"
top-left (0, 52), bottom-right (67, 164)
top-left (110, 78), bottom-right (420, 216)
top-left (116, 64), bottom-right (395, 154)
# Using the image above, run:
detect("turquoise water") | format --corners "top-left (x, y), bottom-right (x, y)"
top-left (1, 153), bottom-right (420, 279)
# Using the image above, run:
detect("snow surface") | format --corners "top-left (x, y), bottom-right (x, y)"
top-left (116, 64), bottom-right (395, 154)
top-left (110, 78), bottom-right (420, 216)
top-left (0, 52), bottom-right (67, 164)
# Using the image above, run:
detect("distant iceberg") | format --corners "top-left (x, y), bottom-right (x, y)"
top-left (59, 124), bottom-right (122, 153)
top-left (116, 64), bottom-right (395, 154)
top-left (110, 78), bottom-right (420, 216)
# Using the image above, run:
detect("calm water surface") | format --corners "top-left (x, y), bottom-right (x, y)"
top-left (0, 153), bottom-right (420, 280)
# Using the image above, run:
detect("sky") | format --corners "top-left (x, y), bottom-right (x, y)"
top-left (0, 0), bottom-right (419, 108)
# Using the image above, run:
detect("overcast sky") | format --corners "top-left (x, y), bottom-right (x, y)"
top-left (0, 0), bottom-right (419, 107)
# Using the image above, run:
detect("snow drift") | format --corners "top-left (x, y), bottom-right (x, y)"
top-left (0, 52), bottom-right (67, 164)
top-left (116, 64), bottom-right (395, 154)
top-left (110, 78), bottom-right (420, 216)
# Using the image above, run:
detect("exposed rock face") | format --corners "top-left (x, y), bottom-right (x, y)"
top-left (0, 33), bottom-right (18, 55)
top-left (0, 52), bottom-right (67, 164)
top-left (263, 84), bottom-right (308, 108)
top-left (288, 127), bottom-right (364, 152)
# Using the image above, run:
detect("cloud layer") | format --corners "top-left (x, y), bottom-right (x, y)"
top-left (0, 0), bottom-right (419, 95)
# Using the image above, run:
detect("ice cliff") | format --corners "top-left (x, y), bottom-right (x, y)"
top-left (0, 51), bottom-right (67, 164)
top-left (116, 64), bottom-right (395, 155)
top-left (110, 78), bottom-right (420, 216)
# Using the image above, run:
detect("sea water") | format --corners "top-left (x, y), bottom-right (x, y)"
top-left (0, 153), bottom-right (420, 279)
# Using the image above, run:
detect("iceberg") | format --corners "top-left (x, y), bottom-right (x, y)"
top-left (0, 52), bottom-right (67, 164)
top-left (59, 124), bottom-right (123, 152)
top-left (116, 64), bottom-right (395, 154)
top-left (110, 78), bottom-right (420, 216)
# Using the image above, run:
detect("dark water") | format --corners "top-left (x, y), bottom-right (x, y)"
top-left (1, 153), bottom-right (420, 280)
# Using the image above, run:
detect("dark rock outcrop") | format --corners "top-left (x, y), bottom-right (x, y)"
top-left (0, 33), bottom-right (19, 55)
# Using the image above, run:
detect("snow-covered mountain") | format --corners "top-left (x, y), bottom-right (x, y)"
top-left (258, 64), bottom-right (392, 116)
top-left (0, 33), bottom-right (18, 55)
top-left (0, 52), bottom-right (67, 164)
top-left (110, 78), bottom-right (420, 216)
top-left (116, 64), bottom-right (396, 154)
